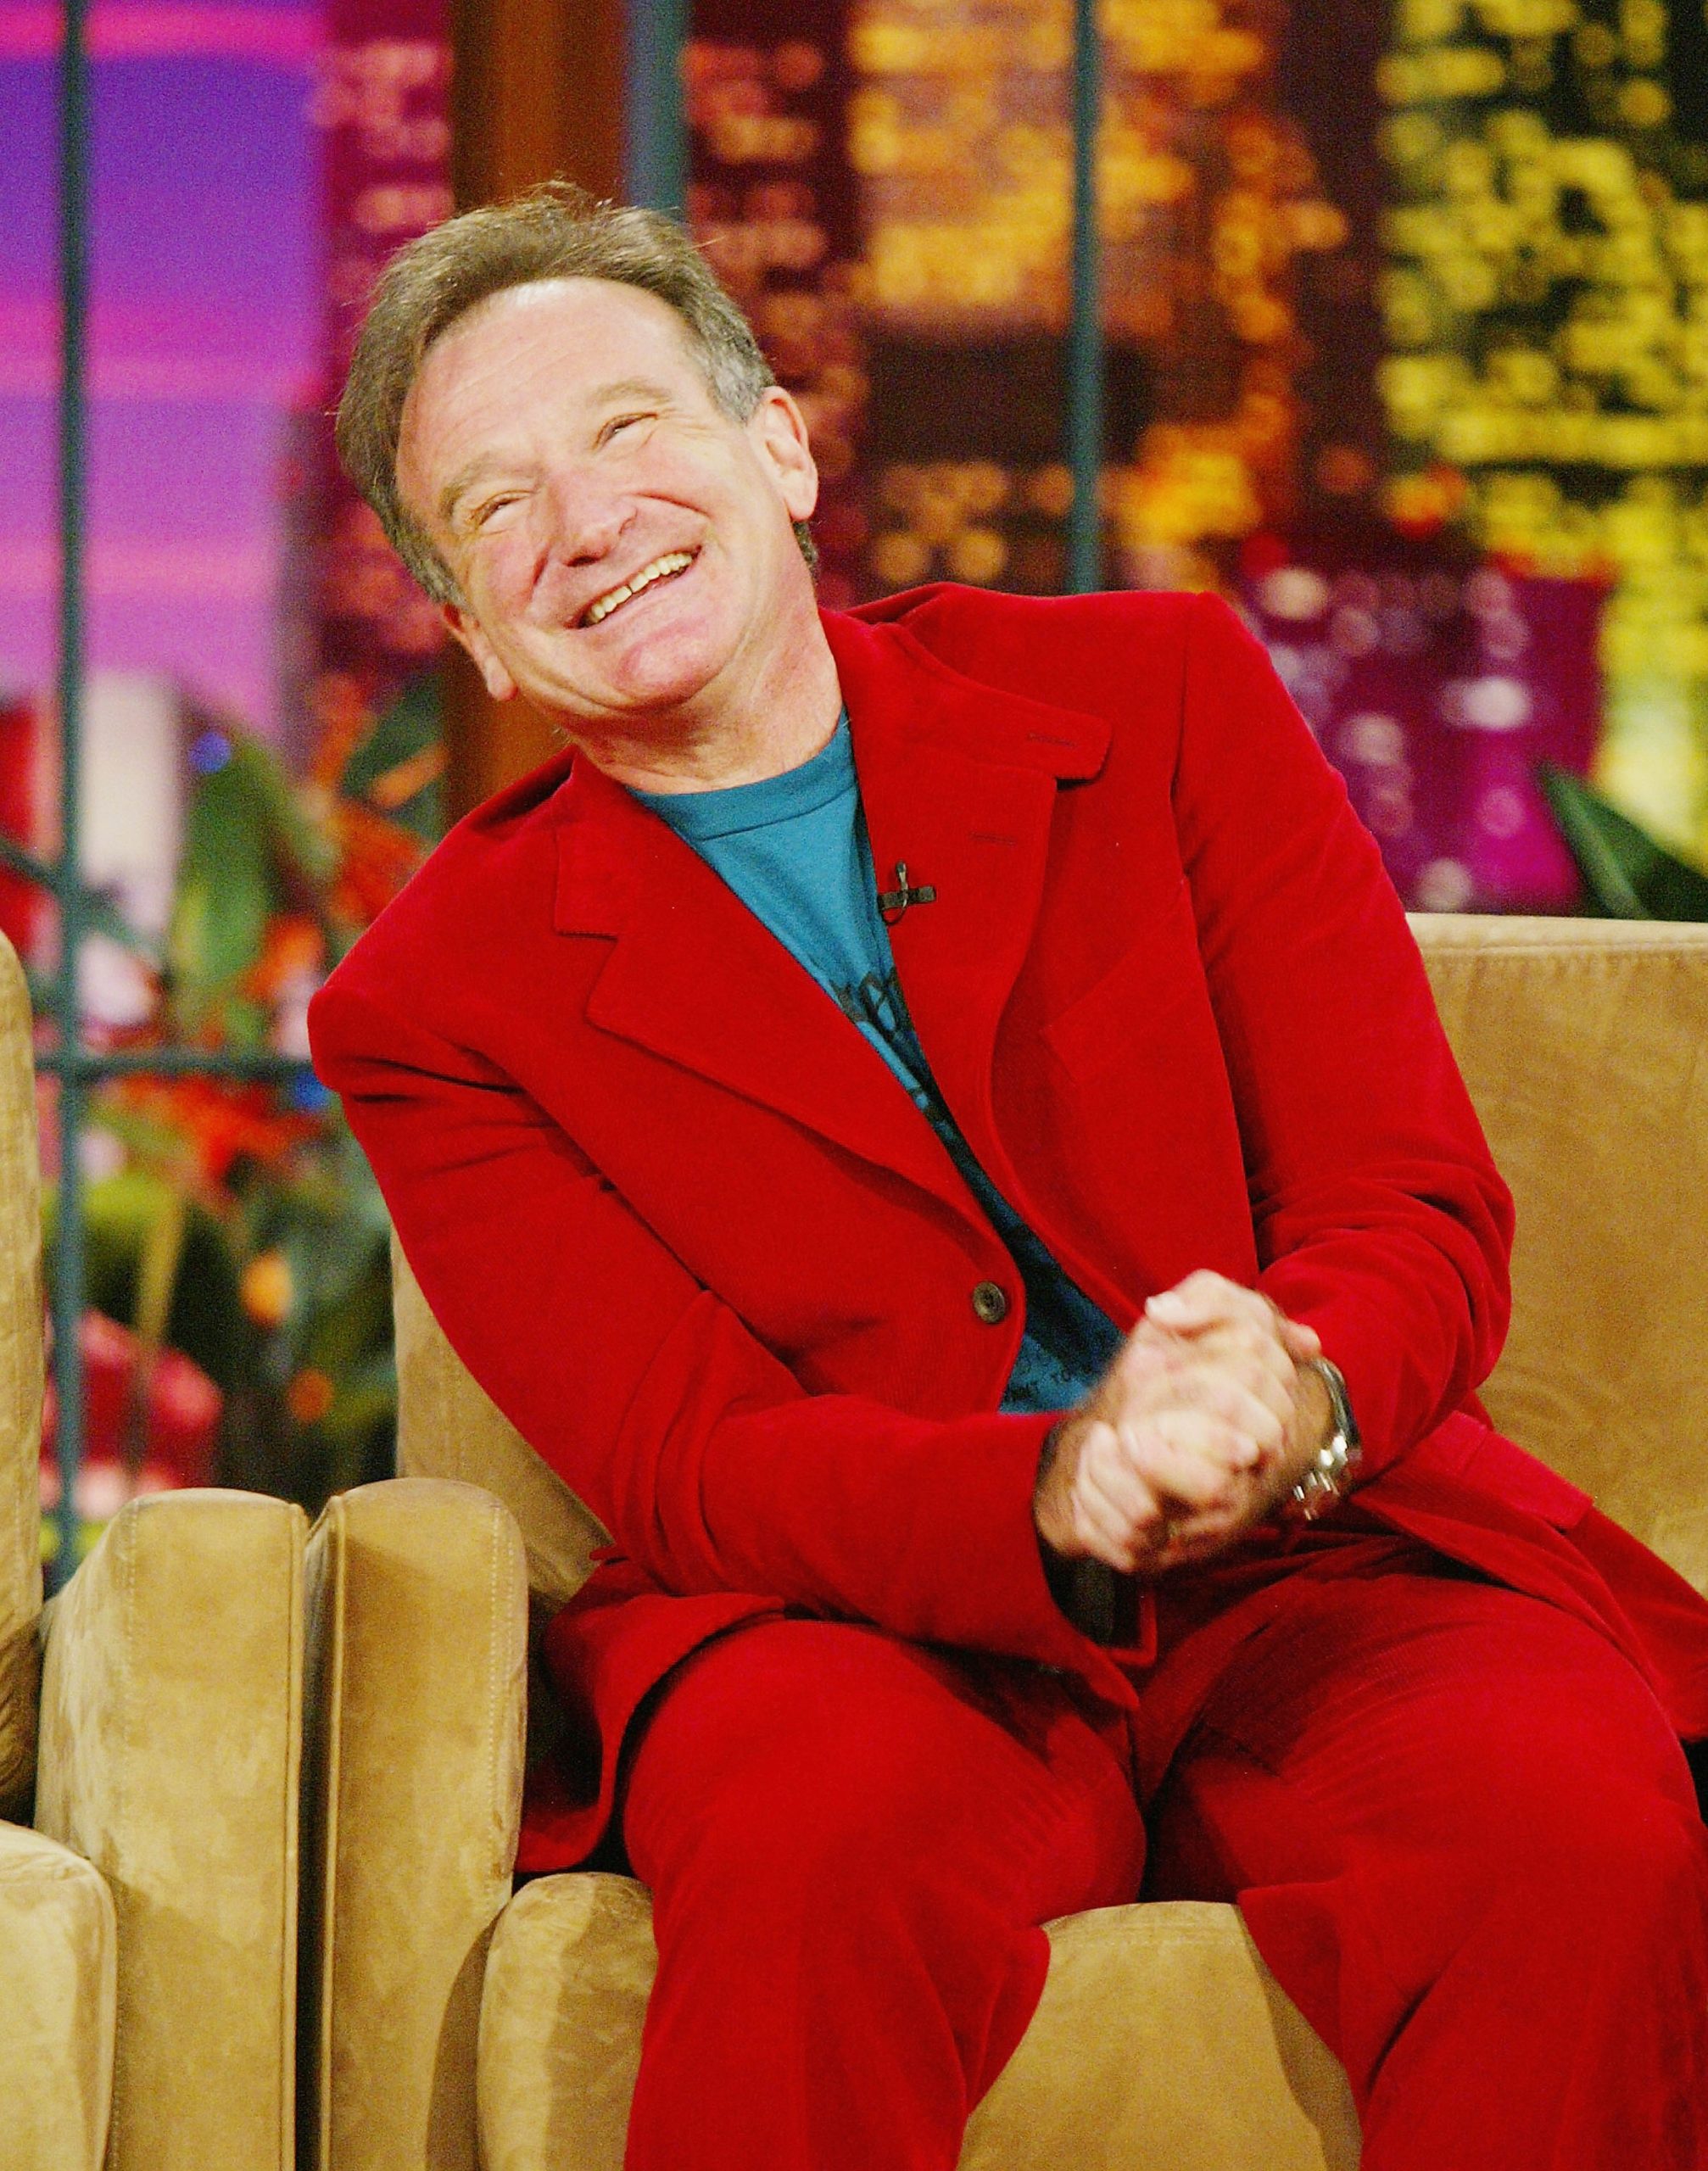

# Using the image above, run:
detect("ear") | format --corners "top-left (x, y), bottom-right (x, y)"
top-left (750, 387), bottom-right (820, 524)
top-left (442, 602), bottom-right (517, 702)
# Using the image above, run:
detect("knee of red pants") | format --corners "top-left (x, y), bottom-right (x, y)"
top-left (1143, 1584), bottom-right (1708, 2098)
top-left (622, 1619), bottom-right (1144, 1910)
top-left (1347, 1787), bottom-right (1708, 2170)
top-left (620, 1619), bottom-right (1144, 2107)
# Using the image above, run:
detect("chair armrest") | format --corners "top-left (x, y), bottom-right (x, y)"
top-left (302, 1476), bottom-right (527, 2171)
top-left (33, 1488), bottom-right (305, 2171)
top-left (0, 1820), bottom-right (116, 2171)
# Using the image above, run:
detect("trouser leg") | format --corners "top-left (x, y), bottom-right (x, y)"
top-left (1145, 1572), bottom-right (1708, 2171)
top-left (618, 1618), bottom-right (1145, 2171)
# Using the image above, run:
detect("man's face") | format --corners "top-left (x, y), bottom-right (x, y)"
top-left (396, 277), bottom-right (820, 732)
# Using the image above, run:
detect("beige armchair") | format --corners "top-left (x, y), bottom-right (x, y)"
top-left (0, 933), bottom-right (307, 2171)
top-left (302, 915), bottom-right (1708, 2171)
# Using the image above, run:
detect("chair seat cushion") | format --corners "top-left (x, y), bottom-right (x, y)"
top-left (477, 1873), bottom-right (1359, 2171)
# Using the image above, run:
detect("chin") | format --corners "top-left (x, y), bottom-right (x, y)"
top-left (601, 622), bottom-right (736, 712)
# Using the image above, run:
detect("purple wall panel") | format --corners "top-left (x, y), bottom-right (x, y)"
top-left (0, 23), bottom-right (321, 738)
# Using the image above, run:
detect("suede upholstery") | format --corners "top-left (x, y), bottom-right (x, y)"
top-left (0, 931), bottom-right (308, 2171)
top-left (312, 914), bottom-right (1708, 2169)
top-left (0, 1819), bottom-right (116, 2170)
top-left (475, 1877), bottom-right (1360, 2171)
top-left (35, 1488), bottom-right (307, 2171)
top-left (302, 1479), bottom-right (527, 2171)
top-left (1417, 917), bottom-right (1708, 1586)
top-left (0, 934), bottom-right (42, 1816)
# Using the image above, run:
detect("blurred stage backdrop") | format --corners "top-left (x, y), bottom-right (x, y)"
top-left (3, 0), bottom-right (1708, 1521)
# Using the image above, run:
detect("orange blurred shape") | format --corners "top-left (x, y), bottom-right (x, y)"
top-left (114, 1073), bottom-right (320, 1188)
top-left (286, 1367), bottom-right (336, 1426)
top-left (332, 800), bottom-right (429, 926)
top-left (241, 1249), bottom-right (294, 1328)
top-left (244, 915), bottom-right (326, 1004)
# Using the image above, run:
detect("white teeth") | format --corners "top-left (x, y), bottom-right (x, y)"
top-left (585, 550), bottom-right (694, 626)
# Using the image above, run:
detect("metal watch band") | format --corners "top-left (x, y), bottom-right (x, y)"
top-left (1281, 1356), bottom-right (1363, 1523)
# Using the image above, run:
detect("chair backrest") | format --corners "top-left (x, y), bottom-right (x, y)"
top-left (393, 1244), bottom-right (606, 1613)
top-left (394, 914), bottom-right (1708, 1602)
top-left (1414, 916), bottom-right (1708, 1590)
top-left (0, 933), bottom-right (43, 1814)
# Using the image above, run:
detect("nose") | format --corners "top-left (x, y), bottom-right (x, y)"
top-left (535, 464), bottom-right (632, 569)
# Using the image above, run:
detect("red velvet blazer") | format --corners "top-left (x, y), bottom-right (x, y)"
top-left (310, 587), bottom-right (1708, 1867)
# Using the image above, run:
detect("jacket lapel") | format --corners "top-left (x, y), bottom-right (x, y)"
top-left (552, 745), bottom-right (964, 1206)
top-left (826, 608), bottom-right (1108, 1185)
top-left (550, 604), bottom-right (1109, 1210)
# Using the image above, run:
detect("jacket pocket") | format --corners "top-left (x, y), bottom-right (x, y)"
top-left (1408, 1411), bottom-right (1593, 1530)
top-left (1041, 882), bottom-right (1199, 1080)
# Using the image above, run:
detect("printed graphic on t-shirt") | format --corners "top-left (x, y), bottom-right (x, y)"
top-left (829, 967), bottom-right (953, 1126)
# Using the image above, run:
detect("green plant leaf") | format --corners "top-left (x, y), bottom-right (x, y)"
top-left (45, 1169), bottom-right (252, 1392)
top-left (338, 674), bottom-right (446, 847)
top-left (1538, 766), bottom-right (1708, 923)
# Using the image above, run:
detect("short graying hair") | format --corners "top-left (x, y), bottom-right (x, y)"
top-left (336, 181), bottom-right (814, 604)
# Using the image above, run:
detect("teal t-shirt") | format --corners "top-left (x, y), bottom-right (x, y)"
top-left (633, 714), bottom-right (1124, 1413)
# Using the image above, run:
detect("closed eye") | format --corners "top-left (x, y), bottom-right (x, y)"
top-left (468, 490), bottom-right (524, 529)
top-left (600, 411), bottom-right (655, 446)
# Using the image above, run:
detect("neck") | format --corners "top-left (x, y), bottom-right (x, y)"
top-left (562, 606), bottom-right (845, 795)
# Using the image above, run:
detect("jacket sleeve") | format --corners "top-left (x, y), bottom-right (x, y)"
top-left (309, 975), bottom-right (1131, 1697)
top-left (1175, 591), bottom-right (1514, 1473)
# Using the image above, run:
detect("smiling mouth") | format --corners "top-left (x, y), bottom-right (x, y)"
top-left (581, 550), bottom-right (698, 628)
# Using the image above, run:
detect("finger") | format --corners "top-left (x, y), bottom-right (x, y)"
top-left (1072, 1471), bottom-right (1164, 1571)
top-left (1154, 1324), bottom-right (1303, 1440)
top-left (1172, 1332), bottom-right (1298, 1428)
top-left (1103, 1326), bottom-right (1179, 1402)
top-left (1195, 1378), bottom-right (1288, 1461)
top-left (1070, 1493), bottom-right (1136, 1571)
top-left (1074, 1432), bottom-right (1169, 1565)
top-left (1146, 1284), bottom-right (1320, 1394)
top-left (1116, 1411), bottom-right (1256, 1511)
top-left (1079, 1420), bottom-right (1168, 1520)
top-left (1113, 1315), bottom-right (1287, 1409)
top-left (1147, 1461), bottom-right (1277, 1560)
top-left (1148, 1509), bottom-right (1254, 1571)
top-left (1126, 1366), bottom-right (1288, 1467)
top-left (1144, 1270), bottom-right (1266, 1336)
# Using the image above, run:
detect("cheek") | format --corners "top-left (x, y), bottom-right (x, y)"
top-left (468, 539), bottom-right (543, 621)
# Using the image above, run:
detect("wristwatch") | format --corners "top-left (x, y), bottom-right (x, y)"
top-left (1280, 1356), bottom-right (1363, 1522)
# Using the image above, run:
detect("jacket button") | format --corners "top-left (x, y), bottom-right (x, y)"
top-left (971, 1281), bottom-right (1009, 1325)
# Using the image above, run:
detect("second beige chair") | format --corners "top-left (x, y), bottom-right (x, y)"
top-left (302, 915), bottom-right (1708, 2171)
top-left (0, 931), bottom-right (307, 2171)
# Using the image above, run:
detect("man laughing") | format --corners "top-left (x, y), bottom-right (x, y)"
top-left (311, 184), bottom-right (1708, 2171)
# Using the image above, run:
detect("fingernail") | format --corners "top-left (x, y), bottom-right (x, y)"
top-left (1147, 1291), bottom-right (1187, 1321)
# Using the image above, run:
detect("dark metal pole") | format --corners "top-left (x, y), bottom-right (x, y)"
top-left (625, 0), bottom-right (689, 217)
top-left (51, 0), bottom-right (92, 1587)
top-left (1066, 0), bottom-right (1104, 594)
top-left (39, 1048), bottom-right (314, 1082)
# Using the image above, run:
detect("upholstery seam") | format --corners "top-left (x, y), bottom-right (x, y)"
top-left (1424, 937), bottom-right (1704, 960)
top-left (108, 1504), bottom-right (136, 2164)
top-left (488, 1499), bottom-right (503, 1879)
top-left (318, 1502), bottom-right (348, 2171)
top-left (276, 1507), bottom-right (304, 2171)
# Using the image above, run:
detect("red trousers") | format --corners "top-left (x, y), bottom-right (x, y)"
top-left (620, 1563), bottom-right (1708, 2171)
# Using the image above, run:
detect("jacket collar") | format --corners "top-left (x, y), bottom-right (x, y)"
top-left (548, 603), bottom-right (1110, 1206)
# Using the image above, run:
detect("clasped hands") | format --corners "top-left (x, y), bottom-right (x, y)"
top-left (1033, 1270), bottom-right (1332, 1576)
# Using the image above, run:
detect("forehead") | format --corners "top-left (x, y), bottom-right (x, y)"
top-left (398, 278), bottom-right (715, 505)
top-left (444, 275), bottom-right (702, 372)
